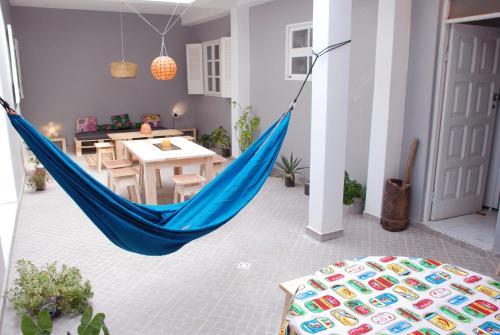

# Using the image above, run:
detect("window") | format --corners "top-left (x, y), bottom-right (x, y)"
top-left (200, 37), bottom-right (231, 98)
top-left (285, 21), bottom-right (313, 81)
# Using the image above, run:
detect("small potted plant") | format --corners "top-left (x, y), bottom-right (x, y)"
top-left (343, 172), bottom-right (365, 214)
top-left (199, 133), bottom-right (212, 148)
top-left (275, 153), bottom-right (307, 187)
top-left (210, 126), bottom-right (231, 157)
top-left (27, 168), bottom-right (50, 192)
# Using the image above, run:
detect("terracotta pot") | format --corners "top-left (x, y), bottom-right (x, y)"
top-left (140, 123), bottom-right (152, 134)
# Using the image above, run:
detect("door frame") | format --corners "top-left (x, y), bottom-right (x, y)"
top-left (423, 0), bottom-right (500, 222)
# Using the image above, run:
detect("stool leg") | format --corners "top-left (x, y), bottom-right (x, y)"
top-left (107, 172), bottom-right (111, 188)
top-left (173, 184), bottom-right (179, 204)
top-left (155, 169), bottom-right (162, 188)
top-left (179, 185), bottom-right (185, 202)
top-left (97, 149), bottom-right (102, 173)
top-left (199, 165), bottom-right (205, 177)
top-left (127, 185), bottom-right (137, 202)
top-left (134, 184), bottom-right (141, 204)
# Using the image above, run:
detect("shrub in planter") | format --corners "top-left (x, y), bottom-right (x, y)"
top-left (199, 133), bottom-right (211, 148)
top-left (343, 172), bottom-right (366, 214)
top-left (8, 260), bottom-right (93, 317)
top-left (233, 102), bottom-right (260, 153)
top-left (27, 168), bottom-right (50, 192)
top-left (275, 153), bottom-right (307, 187)
top-left (210, 127), bottom-right (231, 157)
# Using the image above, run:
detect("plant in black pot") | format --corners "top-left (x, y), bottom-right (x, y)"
top-left (343, 172), bottom-right (365, 214)
top-left (210, 126), bottom-right (231, 157)
top-left (8, 260), bottom-right (93, 318)
top-left (199, 133), bottom-right (212, 148)
top-left (275, 153), bottom-right (307, 187)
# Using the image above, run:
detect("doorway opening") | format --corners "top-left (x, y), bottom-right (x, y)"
top-left (424, 16), bottom-right (500, 251)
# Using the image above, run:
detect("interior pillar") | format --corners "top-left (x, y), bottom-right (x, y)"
top-left (364, 0), bottom-right (412, 219)
top-left (230, 6), bottom-right (250, 158)
top-left (307, 0), bottom-right (351, 241)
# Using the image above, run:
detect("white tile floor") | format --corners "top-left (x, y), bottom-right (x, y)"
top-left (423, 210), bottom-right (498, 251)
top-left (1, 154), bottom-right (499, 334)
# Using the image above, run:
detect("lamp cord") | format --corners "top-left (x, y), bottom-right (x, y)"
top-left (120, 6), bottom-right (125, 61)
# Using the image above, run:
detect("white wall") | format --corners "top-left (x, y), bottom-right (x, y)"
top-left (0, 0), bottom-right (24, 306)
top-left (346, 0), bottom-right (378, 183)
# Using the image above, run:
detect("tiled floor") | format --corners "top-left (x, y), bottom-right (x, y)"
top-left (1, 155), bottom-right (499, 334)
top-left (423, 210), bottom-right (498, 251)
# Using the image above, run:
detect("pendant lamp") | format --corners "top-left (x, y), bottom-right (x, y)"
top-left (151, 36), bottom-right (177, 80)
top-left (110, 10), bottom-right (138, 78)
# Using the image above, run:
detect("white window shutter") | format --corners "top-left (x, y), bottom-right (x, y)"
top-left (186, 44), bottom-right (204, 94)
top-left (220, 37), bottom-right (232, 98)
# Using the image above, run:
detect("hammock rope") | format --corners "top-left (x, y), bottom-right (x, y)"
top-left (0, 40), bottom-right (350, 256)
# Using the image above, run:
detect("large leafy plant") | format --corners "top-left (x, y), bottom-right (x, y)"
top-left (8, 260), bottom-right (93, 316)
top-left (233, 102), bottom-right (260, 153)
top-left (21, 307), bottom-right (109, 335)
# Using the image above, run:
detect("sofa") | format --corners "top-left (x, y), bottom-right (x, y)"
top-left (74, 113), bottom-right (165, 156)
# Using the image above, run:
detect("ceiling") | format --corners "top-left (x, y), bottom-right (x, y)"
top-left (8, 0), bottom-right (272, 25)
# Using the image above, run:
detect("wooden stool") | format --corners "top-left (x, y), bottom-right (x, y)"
top-left (200, 154), bottom-right (227, 176)
top-left (94, 142), bottom-right (116, 173)
top-left (171, 173), bottom-right (206, 203)
top-left (108, 167), bottom-right (141, 203)
top-left (103, 159), bottom-right (133, 170)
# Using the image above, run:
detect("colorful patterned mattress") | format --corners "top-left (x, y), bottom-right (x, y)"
top-left (285, 256), bottom-right (499, 335)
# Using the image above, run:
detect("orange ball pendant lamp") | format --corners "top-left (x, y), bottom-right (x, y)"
top-left (151, 56), bottom-right (177, 80)
top-left (151, 37), bottom-right (177, 80)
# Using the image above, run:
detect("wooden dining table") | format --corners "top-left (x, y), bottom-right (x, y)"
top-left (108, 129), bottom-right (183, 159)
top-left (122, 137), bottom-right (216, 205)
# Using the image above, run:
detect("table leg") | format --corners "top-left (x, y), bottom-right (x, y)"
top-left (115, 140), bottom-right (125, 159)
top-left (204, 156), bottom-right (214, 181)
top-left (62, 138), bottom-right (67, 153)
top-left (143, 163), bottom-right (157, 205)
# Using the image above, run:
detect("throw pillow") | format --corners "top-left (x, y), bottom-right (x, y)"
top-left (97, 124), bottom-right (112, 132)
top-left (75, 117), bottom-right (97, 133)
top-left (111, 114), bottom-right (131, 129)
top-left (142, 114), bottom-right (161, 128)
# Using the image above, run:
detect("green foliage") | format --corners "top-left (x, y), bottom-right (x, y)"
top-left (343, 172), bottom-right (365, 205)
top-left (233, 102), bottom-right (260, 153)
top-left (21, 307), bottom-right (109, 335)
top-left (27, 168), bottom-right (51, 191)
top-left (21, 310), bottom-right (52, 335)
top-left (210, 127), bottom-right (231, 149)
top-left (75, 307), bottom-right (109, 335)
top-left (275, 153), bottom-right (307, 184)
top-left (8, 260), bottom-right (93, 317)
top-left (199, 133), bottom-right (211, 148)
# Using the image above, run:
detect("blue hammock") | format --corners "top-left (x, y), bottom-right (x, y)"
top-left (6, 109), bottom-right (290, 255)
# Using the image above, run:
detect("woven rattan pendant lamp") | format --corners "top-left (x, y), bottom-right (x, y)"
top-left (109, 9), bottom-right (138, 78)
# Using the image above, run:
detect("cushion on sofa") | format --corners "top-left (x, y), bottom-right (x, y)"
top-left (142, 114), bottom-right (161, 128)
top-left (76, 117), bottom-right (97, 133)
top-left (111, 114), bottom-right (131, 129)
top-left (97, 124), bottom-right (113, 132)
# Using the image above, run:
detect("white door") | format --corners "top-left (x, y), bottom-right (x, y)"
top-left (431, 24), bottom-right (500, 220)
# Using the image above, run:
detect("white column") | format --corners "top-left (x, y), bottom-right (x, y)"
top-left (364, 0), bottom-right (412, 219)
top-left (230, 6), bottom-right (251, 157)
top-left (307, 0), bottom-right (351, 241)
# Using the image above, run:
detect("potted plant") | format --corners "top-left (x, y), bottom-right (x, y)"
top-left (233, 102), bottom-right (260, 153)
top-left (343, 172), bottom-right (365, 214)
top-left (8, 260), bottom-right (93, 318)
top-left (275, 153), bottom-right (307, 187)
top-left (27, 168), bottom-right (50, 192)
top-left (210, 126), bottom-right (231, 157)
top-left (199, 133), bottom-right (212, 148)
